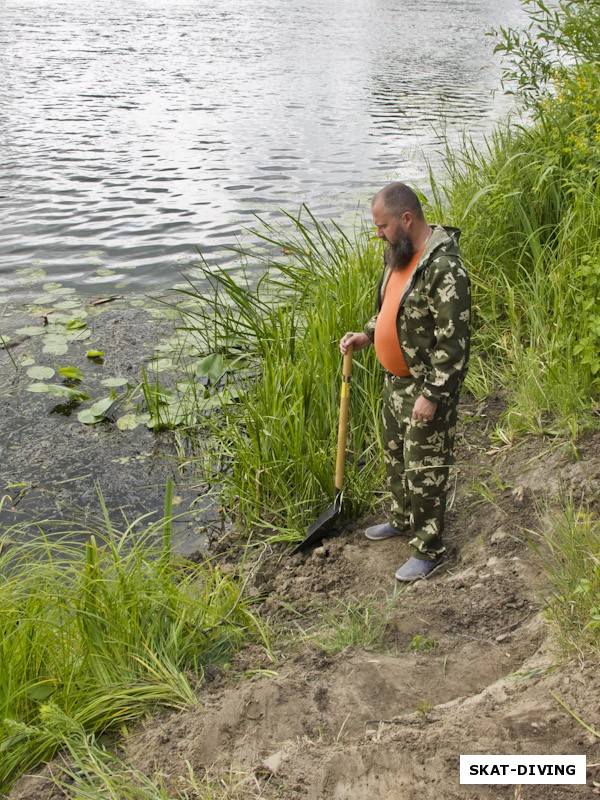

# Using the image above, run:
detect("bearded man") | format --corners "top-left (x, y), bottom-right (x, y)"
top-left (340, 182), bottom-right (471, 581)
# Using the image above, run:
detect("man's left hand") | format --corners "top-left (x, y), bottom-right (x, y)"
top-left (412, 395), bottom-right (437, 422)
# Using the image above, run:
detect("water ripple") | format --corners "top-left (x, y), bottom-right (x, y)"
top-left (0, 0), bottom-right (526, 300)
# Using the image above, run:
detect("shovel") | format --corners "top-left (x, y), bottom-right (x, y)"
top-left (291, 348), bottom-right (353, 555)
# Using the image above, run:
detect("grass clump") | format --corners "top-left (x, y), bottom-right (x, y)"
top-left (177, 210), bottom-right (386, 539)
top-left (0, 496), bottom-right (266, 792)
top-left (541, 502), bottom-right (600, 655)
top-left (308, 592), bottom-right (398, 655)
top-left (408, 635), bottom-right (438, 652)
top-left (50, 735), bottom-right (264, 800)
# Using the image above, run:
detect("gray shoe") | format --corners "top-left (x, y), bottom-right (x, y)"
top-left (365, 523), bottom-right (409, 541)
top-left (395, 556), bottom-right (445, 582)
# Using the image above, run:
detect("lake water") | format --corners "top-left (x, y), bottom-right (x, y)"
top-left (0, 0), bottom-right (525, 302)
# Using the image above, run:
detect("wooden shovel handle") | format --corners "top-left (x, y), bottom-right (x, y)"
top-left (334, 348), bottom-right (353, 492)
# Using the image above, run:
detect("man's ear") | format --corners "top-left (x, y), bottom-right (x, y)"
top-left (401, 210), bottom-right (413, 228)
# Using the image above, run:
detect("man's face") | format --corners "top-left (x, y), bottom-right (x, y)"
top-left (371, 199), bottom-right (414, 269)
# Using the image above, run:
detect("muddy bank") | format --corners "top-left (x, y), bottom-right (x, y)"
top-left (123, 400), bottom-right (600, 798)
top-left (0, 291), bottom-right (217, 553)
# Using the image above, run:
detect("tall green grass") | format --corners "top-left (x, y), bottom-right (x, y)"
top-left (429, 60), bottom-right (600, 440)
top-left (177, 210), bottom-right (386, 537)
top-left (0, 493), bottom-right (265, 791)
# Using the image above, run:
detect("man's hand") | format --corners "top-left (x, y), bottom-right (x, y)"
top-left (412, 395), bottom-right (437, 422)
top-left (340, 332), bottom-right (370, 355)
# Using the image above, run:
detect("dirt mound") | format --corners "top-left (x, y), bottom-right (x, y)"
top-left (7, 398), bottom-right (600, 799)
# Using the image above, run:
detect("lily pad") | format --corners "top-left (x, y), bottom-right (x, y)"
top-left (85, 275), bottom-right (116, 284)
top-left (43, 340), bottom-right (69, 356)
top-left (27, 383), bottom-right (89, 401)
top-left (64, 328), bottom-right (92, 342)
top-left (15, 326), bottom-right (46, 337)
top-left (27, 383), bottom-right (54, 393)
top-left (148, 357), bottom-right (173, 373)
top-left (196, 353), bottom-right (225, 381)
top-left (67, 329), bottom-right (91, 341)
top-left (51, 313), bottom-right (77, 325)
top-left (65, 319), bottom-right (87, 330)
top-left (101, 377), bottom-right (129, 388)
top-left (77, 409), bottom-right (102, 425)
top-left (89, 397), bottom-right (115, 417)
top-left (46, 384), bottom-right (89, 401)
top-left (116, 413), bottom-right (140, 431)
top-left (27, 366), bottom-right (55, 380)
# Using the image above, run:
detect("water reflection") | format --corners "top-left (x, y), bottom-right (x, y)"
top-left (0, 0), bottom-right (525, 300)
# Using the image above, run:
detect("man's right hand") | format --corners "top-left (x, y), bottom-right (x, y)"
top-left (340, 331), bottom-right (371, 355)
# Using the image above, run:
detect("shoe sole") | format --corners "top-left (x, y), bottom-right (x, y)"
top-left (365, 529), bottom-right (411, 541)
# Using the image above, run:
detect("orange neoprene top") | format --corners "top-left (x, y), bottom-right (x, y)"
top-left (374, 250), bottom-right (422, 377)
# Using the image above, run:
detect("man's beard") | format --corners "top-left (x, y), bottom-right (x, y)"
top-left (386, 233), bottom-right (415, 270)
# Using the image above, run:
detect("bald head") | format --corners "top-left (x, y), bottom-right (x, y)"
top-left (372, 182), bottom-right (424, 222)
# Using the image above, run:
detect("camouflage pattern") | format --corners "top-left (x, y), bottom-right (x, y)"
top-left (382, 374), bottom-right (459, 561)
top-left (364, 225), bottom-right (470, 561)
top-left (364, 225), bottom-right (471, 403)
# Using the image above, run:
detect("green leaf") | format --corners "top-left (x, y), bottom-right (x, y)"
top-left (65, 319), bottom-right (86, 331)
top-left (196, 353), bottom-right (225, 381)
top-left (0, 732), bottom-right (29, 752)
top-left (88, 396), bottom-right (115, 417)
top-left (86, 350), bottom-right (105, 359)
top-left (25, 683), bottom-right (55, 702)
top-left (58, 366), bottom-right (85, 381)
top-left (28, 383), bottom-right (89, 401)
top-left (77, 409), bottom-right (102, 425)
top-left (45, 384), bottom-right (89, 402)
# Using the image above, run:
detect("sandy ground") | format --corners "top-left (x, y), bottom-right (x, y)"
top-left (7, 397), bottom-right (600, 799)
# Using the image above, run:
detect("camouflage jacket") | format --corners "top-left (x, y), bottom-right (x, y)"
top-left (364, 225), bottom-right (471, 403)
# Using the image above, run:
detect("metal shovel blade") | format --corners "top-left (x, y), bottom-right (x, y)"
top-left (290, 491), bottom-right (341, 555)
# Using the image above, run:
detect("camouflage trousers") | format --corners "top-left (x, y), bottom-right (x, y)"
top-left (382, 373), bottom-right (459, 561)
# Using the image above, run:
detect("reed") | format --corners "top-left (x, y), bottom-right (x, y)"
top-left (177, 210), bottom-right (386, 537)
